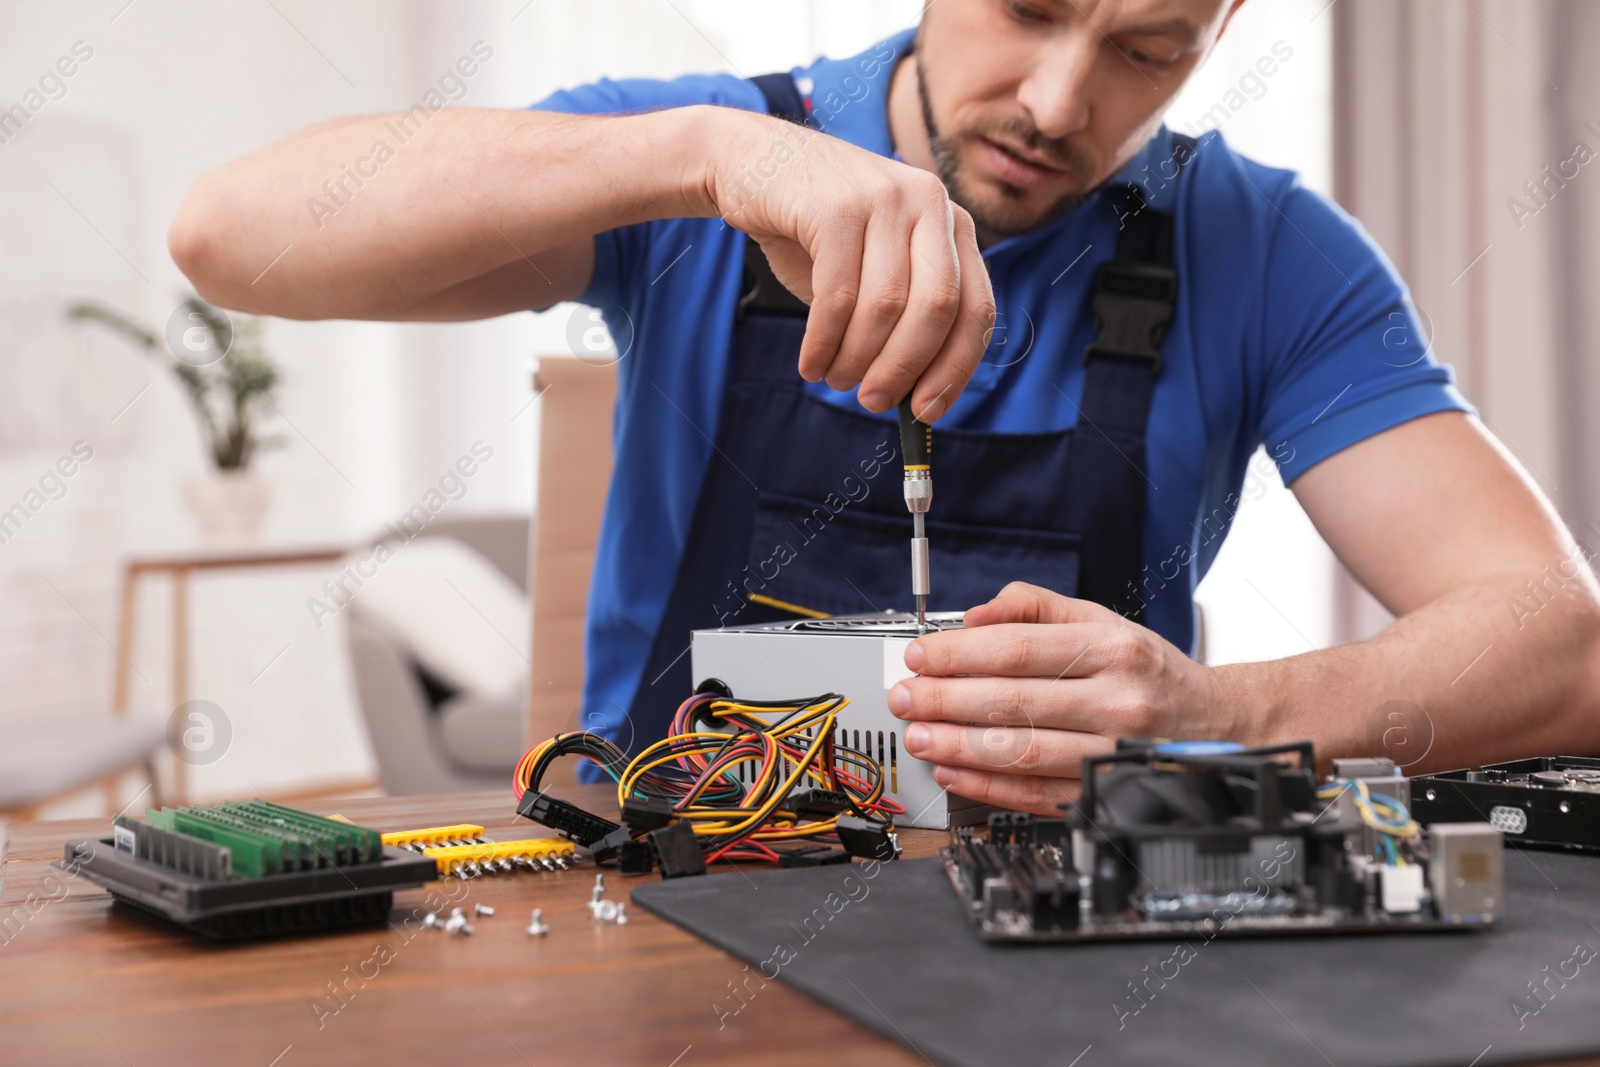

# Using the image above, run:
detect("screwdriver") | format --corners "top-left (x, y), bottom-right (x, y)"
top-left (897, 398), bottom-right (933, 632)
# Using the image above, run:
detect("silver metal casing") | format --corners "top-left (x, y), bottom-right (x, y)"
top-left (689, 613), bottom-right (992, 829)
top-left (1427, 822), bottom-right (1505, 922)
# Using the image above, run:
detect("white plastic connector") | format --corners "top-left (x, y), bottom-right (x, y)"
top-left (1380, 863), bottom-right (1425, 913)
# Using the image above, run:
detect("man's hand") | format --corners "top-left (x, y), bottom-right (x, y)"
top-left (702, 109), bottom-right (996, 423)
top-left (171, 102), bottom-right (995, 421)
top-left (887, 582), bottom-right (1223, 815)
top-left (885, 414), bottom-right (1600, 817)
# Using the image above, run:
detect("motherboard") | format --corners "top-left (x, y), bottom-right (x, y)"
top-left (943, 740), bottom-right (1504, 943)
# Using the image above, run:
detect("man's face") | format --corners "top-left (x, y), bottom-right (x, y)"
top-left (917, 0), bottom-right (1238, 239)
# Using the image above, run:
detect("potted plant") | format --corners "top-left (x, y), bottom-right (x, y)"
top-left (69, 296), bottom-right (282, 546)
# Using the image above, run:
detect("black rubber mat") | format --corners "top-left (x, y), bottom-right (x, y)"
top-left (633, 851), bottom-right (1600, 1067)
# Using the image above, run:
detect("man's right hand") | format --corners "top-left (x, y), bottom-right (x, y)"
top-left (169, 103), bottom-right (994, 420)
top-left (699, 108), bottom-right (995, 422)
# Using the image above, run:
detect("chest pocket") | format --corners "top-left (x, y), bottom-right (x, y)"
top-left (743, 490), bottom-right (1082, 618)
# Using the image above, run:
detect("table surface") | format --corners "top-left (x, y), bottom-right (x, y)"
top-left (7, 788), bottom-right (1599, 1067)
top-left (0, 785), bottom-right (936, 1067)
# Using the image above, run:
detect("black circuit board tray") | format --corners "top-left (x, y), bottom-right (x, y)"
top-left (1412, 756), bottom-right (1600, 854)
top-left (59, 837), bottom-right (440, 939)
top-left (939, 849), bottom-right (1490, 944)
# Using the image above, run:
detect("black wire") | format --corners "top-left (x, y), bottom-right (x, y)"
top-left (523, 693), bottom-right (892, 858)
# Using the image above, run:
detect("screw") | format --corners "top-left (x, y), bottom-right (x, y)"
top-left (526, 908), bottom-right (549, 937)
top-left (445, 912), bottom-right (473, 936)
top-left (615, 903), bottom-right (628, 926)
top-left (421, 912), bottom-right (440, 930)
top-left (475, 903), bottom-right (495, 917)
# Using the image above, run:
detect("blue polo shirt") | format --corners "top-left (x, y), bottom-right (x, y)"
top-left (533, 29), bottom-right (1470, 745)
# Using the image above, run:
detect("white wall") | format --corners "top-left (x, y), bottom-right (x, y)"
top-left (1165, 0), bottom-right (1339, 666)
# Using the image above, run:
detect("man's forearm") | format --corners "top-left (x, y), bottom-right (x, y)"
top-left (1216, 570), bottom-right (1600, 773)
top-left (168, 106), bottom-right (725, 319)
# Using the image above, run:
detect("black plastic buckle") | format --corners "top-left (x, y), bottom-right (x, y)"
top-left (737, 237), bottom-right (809, 321)
top-left (1082, 260), bottom-right (1177, 372)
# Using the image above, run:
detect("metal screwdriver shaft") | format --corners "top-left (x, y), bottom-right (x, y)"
top-left (912, 511), bottom-right (928, 627)
top-left (898, 398), bottom-right (933, 632)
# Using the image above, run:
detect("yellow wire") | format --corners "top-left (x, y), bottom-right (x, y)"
top-left (609, 694), bottom-right (893, 849)
top-left (1318, 779), bottom-right (1420, 839)
top-left (618, 698), bottom-right (852, 839)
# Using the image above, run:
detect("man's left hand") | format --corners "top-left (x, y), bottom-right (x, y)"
top-left (887, 582), bottom-right (1228, 815)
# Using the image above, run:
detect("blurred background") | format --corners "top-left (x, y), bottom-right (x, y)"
top-left (0, 0), bottom-right (1592, 820)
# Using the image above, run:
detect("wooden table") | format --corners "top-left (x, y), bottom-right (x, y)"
top-left (0, 784), bottom-right (934, 1067)
top-left (10, 788), bottom-right (1595, 1067)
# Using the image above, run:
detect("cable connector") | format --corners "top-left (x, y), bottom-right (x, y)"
top-left (786, 788), bottom-right (852, 819)
top-left (589, 825), bottom-right (633, 864)
top-left (775, 844), bottom-right (852, 868)
top-left (516, 791), bottom-right (622, 848)
top-left (620, 796), bottom-right (674, 833)
top-left (649, 821), bottom-right (707, 879)
top-left (836, 816), bottom-right (901, 862)
top-left (617, 839), bottom-right (655, 874)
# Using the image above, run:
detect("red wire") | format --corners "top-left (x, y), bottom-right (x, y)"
top-left (520, 694), bottom-right (901, 868)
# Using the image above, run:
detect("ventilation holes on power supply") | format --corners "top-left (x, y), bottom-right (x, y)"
top-left (889, 731), bottom-right (898, 794)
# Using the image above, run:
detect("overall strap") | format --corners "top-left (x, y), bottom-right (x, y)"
top-left (733, 73), bottom-right (814, 379)
top-left (624, 71), bottom-right (823, 738)
top-left (1062, 133), bottom-right (1196, 622)
top-left (750, 72), bottom-right (808, 127)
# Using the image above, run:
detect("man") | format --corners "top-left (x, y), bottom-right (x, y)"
top-left (171, 0), bottom-right (1600, 813)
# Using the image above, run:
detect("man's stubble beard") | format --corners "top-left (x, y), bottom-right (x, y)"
top-left (916, 57), bottom-right (1098, 242)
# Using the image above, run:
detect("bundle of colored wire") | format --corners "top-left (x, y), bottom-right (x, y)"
top-left (512, 729), bottom-right (739, 806)
top-left (512, 691), bottom-right (903, 866)
top-left (1317, 779), bottom-right (1420, 865)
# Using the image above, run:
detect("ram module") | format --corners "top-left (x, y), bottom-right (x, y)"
top-left (217, 800), bottom-right (382, 866)
top-left (64, 803), bottom-right (437, 940)
top-left (144, 807), bottom-right (288, 878)
top-left (142, 801), bottom-right (386, 878)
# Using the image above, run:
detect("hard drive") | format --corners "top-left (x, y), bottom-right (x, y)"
top-left (1412, 757), bottom-right (1600, 853)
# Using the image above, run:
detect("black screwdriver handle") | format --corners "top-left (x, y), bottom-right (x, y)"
top-left (898, 397), bottom-right (931, 470)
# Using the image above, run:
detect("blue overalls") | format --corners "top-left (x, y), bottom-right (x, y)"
top-left (623, 73), bottom-right (1194, 746)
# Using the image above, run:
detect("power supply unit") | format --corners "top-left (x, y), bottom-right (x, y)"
top-left (690, 612), bottom-right (992, 830)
